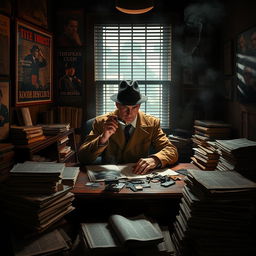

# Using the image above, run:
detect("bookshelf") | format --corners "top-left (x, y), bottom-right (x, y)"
top-left (14, 129), bottom-right (77, 163)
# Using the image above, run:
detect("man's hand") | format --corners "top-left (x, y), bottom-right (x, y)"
top-left (99, 115), bottom-right (118, 145)
top-left (132, 157), bottom-right (160, 175)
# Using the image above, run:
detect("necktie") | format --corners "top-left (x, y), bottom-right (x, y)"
top-left (124, 124), bottom-right (132, 143)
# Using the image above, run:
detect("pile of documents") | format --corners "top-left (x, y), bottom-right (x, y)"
top-left (0, 161), bottom-right (77, 233)
top-left (172, 169), bottom-right (256, 256)
top-left (216, 138), bottom-right (256, 181)
top-left (41, 123), bottom-right (70, 135)
top-left (5, 161), bottom-right (65, 194)
top-left (191, 120), bottom-right (231, 170)
top-left (10, 125), bottom-right (46, 145)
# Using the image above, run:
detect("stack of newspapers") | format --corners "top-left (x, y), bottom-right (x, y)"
top-left (172, 169), bottom-right (256, 256)
top-left (215, 138), bottom-right (256, 181)
top-left (0, 161), bottom-right (76, 233)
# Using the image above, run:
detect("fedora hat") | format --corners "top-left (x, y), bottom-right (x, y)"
top-left (110, 81), bottom-right (148, 105)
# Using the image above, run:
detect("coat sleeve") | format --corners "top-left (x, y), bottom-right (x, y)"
top-left (78, 118), bottom-right (107, 165)
top-left (150, 119), bottom-right (178, 167)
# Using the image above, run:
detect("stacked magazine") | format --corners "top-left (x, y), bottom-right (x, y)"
top-left (215, 138), bottom-right (256, 181)
top-left (0, 161), bottom-right (75, 233)
top-left (191, 120), bottom-right (231, 170)
top-left (41, 123), bottom-right (70, 135)
top-left (10, 125), bottom-right (46, 145)
top-left (172, 169), bottom-right (256, 256)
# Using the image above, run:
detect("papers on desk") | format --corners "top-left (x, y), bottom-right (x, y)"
top-left (86, 163), bottom-right (178, 182)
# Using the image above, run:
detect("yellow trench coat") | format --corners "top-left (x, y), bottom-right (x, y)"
top-left (78, 111), bottom-right (178, 167)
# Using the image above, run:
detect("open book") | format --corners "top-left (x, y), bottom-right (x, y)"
top-left (80, 214), bottom-right (164, 254)
top-left (86, 163), bottom-right (178, 182)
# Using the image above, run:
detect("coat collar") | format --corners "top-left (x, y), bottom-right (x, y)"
top-left (109, 111), bottom-right (152, 150)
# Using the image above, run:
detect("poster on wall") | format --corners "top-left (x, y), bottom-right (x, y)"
top-left (0, 14), bottom-right (10, 76)
top-left (57, 49), bottom-right (83, 105)
top-left (236, 26), bottom-right (256, 103)
top-left (56, 9), bottom-right (84, 47)
top-left (0, 81), bottom-right (9, 141)
top-left (17, 0), bottom-right (48, 29)
top-left (16, 20), bottom-right (52, 106)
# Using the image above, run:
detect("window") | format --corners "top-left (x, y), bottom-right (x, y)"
top-left (94, 24), bottom-right (172, 128)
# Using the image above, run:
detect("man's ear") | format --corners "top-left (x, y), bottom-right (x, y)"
top-left (115, 102), bottom-right (120, 108)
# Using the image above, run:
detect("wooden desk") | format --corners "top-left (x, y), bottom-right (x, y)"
top-left (72, 163), bottom-right (195, 199)
top-left (71, 163), bottom-right (197, 224)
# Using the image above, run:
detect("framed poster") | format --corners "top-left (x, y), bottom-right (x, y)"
top-left (16, 20), bottom-right (52, 106)
top-left (236, 26), bottom-right (256, 103)
top-left (56, 9), bottom-right (84, 47)
top-left (0, 14), bottom-right (10, 76)
top-left (57, 49), bottom-right (83, 106)
top-left (17, 0), bottom-right (48, 29)
top-left (0, 80), bottom-right (10, 141)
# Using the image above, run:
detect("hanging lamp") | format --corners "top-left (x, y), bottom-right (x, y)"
top-left (115, 0), bottom-right (154, 14)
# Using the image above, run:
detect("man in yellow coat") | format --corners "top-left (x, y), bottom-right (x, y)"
top-left (78, 80), bottom-right (178, 174)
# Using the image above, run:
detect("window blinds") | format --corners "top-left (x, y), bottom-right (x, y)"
top-left (94, 24), bottom-right (172, 128)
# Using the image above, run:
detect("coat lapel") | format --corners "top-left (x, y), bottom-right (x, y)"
top-left (125, 112), bottom-right (152, 151)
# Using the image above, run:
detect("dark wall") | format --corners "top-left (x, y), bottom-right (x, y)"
top-left (221, 0), bottom-right (256, 139)
top-left (3, 0), bottom-right (256, 140)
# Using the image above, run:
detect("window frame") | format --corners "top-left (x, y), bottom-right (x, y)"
top-left (84, 14), bottom-right (176, 133)
top-left (94, 22), bottom-right (172, 129)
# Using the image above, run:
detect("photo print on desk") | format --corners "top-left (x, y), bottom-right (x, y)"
top-left (15, 20), bottom-right (52, 106)
top-left (57, 49), bottom-right (83, 106)
top-left (0, 80), bottom-right (10, 141)
top-left (236, 25), bottom-right (256, 103)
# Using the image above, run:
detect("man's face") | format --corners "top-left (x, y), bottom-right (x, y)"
top-left (65, 20), bottom-right (78, 35)
top-left (116, 103), bottom-right (140, 124)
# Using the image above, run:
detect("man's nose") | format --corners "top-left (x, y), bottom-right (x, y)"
top-left (126, 108), bottom-right (131, 115)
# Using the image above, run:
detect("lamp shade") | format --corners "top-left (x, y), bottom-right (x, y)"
top-left (116, 0), bottom-right (154, 14)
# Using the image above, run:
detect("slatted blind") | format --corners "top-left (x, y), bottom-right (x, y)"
top-left (94, 24), bottom-right (172, 128)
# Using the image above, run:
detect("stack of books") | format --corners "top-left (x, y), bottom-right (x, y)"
top-left (80, 214), bottom-right (175, 256)
top-left (191, 143), bottom-right (219, 170)
top-left (0, 185), bottom-right (74, 233)
top-left (191, 120), bottom-right (231, 170)
top-left (215, 138), bottom-right (256, 181)
top-left (5, 161), bottom-right (65, 194)
top-left (193, 120), bottom-right (231, 140)
top-left (41, 123), bottom-right (70, 135)
top-left (10, 125), bottom-right (46, 145)
top-left (11, 227), bottom-right (72, 256)
top-left (0, 143), bottom-right (15, 182)
top-left (0, 161), bottom-right (76, 233)
top-left (62, 166), bottom-right (80, 187)
top-left (172, 169), bottom-right (256, 256)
